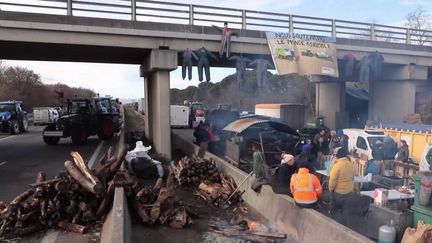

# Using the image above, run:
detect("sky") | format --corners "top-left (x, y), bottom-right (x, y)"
top-left (1, 0), bottom-right (431, 99)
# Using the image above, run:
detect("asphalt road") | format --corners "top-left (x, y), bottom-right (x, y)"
top-left (0, 125), bottom-right (101, 202)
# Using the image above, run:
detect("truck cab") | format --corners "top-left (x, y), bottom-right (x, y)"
top-left (343, 128), bottom-right (387, 160)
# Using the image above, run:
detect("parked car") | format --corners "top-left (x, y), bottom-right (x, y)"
top-left (0, 101), bottom-right (28, 134)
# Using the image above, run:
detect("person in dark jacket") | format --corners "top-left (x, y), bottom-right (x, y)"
top-left (272, 153), bottom-right (297, 196)
top-left (371, 140), bottom-right (385, 161)
top-left (383, 137), bottom-right (398, 160)
top-left (396, 140), bottom-right (409, 162)
top-left (194, 121), bottom-right (210, 157)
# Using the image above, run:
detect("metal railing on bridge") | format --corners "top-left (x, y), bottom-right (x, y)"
top-left (1, 0), bottom-right (431, 46)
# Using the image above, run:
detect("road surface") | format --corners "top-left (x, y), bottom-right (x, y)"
top-left (0, 126), bottom-right (103, 202)
top-left (0, 126), bottom-right (115, 242)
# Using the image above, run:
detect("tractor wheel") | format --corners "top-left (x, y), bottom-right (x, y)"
top-left (9, 120), bottom-right (20, 134)
top-left (71, 127), bottom-right (88, 145)
top-left (20, 117), bottom-right (28, 132)
top-left (98, 117), bottom-right (114, 140)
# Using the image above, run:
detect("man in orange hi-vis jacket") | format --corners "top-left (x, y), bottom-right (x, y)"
top-left (290, 165), bottom-right (323, 208)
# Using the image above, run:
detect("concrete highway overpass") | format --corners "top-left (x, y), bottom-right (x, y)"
top-left (1, 0), bottom-right (432, 159)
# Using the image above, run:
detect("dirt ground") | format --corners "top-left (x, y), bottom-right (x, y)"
top-left (130, 184), bottom-right (281, 243)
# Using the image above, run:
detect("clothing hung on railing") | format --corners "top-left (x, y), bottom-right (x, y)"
top-left (181, 48), bottom-right (198, 80)
top-left (229, 55), bottom-right (251, 89)
top-left (194, 47), bottom-right (218, 82)
top-left (249, 58), bottom-right (274, 88)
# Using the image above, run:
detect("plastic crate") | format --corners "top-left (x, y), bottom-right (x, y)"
top-left (412, 205), bottom-right (432, 225)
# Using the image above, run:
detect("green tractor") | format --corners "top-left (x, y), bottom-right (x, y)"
top-left (42, 97), bottom-right (121, 145)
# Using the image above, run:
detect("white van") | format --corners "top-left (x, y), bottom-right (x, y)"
top-left (343, 128), bottom-right (387, 160)
top-left (33, 107), bottom-right (59, 125)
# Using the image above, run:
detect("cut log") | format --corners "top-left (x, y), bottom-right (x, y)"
top-left (36, 171), bottom-right (46, 183)
top-left (169, 207), bottom-right (188, 229)
top-left (209, 228), bottom-right (270, 243)
top-left (64, 160), bottom-right (103, 195)
top-left (150, 188), bottom-right (168, 220)
top-left (57, 221), bottom-right (87, 234)
top-left (30, 178), bottom-right (62, 188)
top-left (134, 200), bottom-right (151, 223)
top-left (70, 151), bottom-right (102, 188)
top-left (96, 183), bottom-right (115, 218)
top-left (10, 188), bottom-right (35, 205)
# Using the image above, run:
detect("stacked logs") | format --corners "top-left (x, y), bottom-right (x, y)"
top-left (126, 167), bottom-right (193, 229)
top-left (171, 156), bottom-right (243, 207)
top-left (196, 173), bottom-right (243, 207)
top-left (171, 156), bottom-right (220, 186)
top-left (0, 146), bottom-right (128, 239)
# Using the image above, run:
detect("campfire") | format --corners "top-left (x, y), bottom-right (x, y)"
top-left (208, 217), bottom-right (286, 243)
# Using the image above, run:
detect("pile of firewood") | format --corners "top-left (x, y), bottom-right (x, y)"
top-left (126, 168), bottom-right (194, 229)
top-left (171, 156), bottom-right (220, 186)
top-left (0, 146), bottom-right (128, 239)
top-left (196, 173), bottom-right (243, 207)
top-left (170, 156), bottom-right (243, 207)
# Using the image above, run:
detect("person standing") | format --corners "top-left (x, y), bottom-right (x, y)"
top-left (290, 164), bottom-right (322, 208)
top-left (396, 140), bottom-right (409, 162)
top-left (383, 137), bottom-right (398, 160)
top-left (313, 128), bottom-right (330, 168)
top-left (195, 121), bottom-right (210, 158)
top-left (329, 130), bottom-right (341, 155)
top-left (273, 153), bottom-right (297, 196)
top-left (252, 143), bottom-right (265, 178)
top-left (329, 148), bottom-right (355, 225)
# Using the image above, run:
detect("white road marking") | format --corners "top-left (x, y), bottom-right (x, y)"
top-left (40, 230), bottom-right (59, 243)
top-left (0, 135), bottom-right (15, 141)
top-left (88, 140), bottom-right (105, 169)
top-left (0, 161), bottom-right (7, 166)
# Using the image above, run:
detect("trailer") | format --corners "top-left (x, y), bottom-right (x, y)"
top-left (255, 103), bottom-right (305, 130)
top-left (170, 105), bottom-right (189, 128)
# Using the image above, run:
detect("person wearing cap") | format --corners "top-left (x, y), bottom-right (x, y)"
top-left (290, 164), bottom-right (322, 208)
top-left (329, 147), bottom-right (355, 225)
top-left (273, 153), bottom-right (297, 196)
top-left (396, 140), bottom-right (409, 162)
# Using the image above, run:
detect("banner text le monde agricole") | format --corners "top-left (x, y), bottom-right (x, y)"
top-left (266, 32), bottom-right (339, 77)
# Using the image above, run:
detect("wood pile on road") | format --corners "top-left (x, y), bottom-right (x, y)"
top-left (126, 167), bottom-right (194, 229)
top-left (171, 156), bottom-right (220, 186)
top-left (170, 156), bottom-right (243, 207)
top-left (0, 146), bottom-right (128, 239)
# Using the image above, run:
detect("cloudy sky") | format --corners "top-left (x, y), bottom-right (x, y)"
top-left (2, 0), bottom-right (431, 99)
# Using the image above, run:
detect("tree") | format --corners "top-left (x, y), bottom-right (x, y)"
top-left (405, 7), bottom-right (432, 45)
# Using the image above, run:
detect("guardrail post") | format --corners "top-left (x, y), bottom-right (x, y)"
top-left (131, 0), bottom-right (136, 21)
top-left (370, 24), bottom-right (376, 41)
top-left (331, 19), bottom-right (336, 37)
top-left (242, 10), bottom-right (246, 29)
top-left (67, 0), bottom-right (72, 16)
top-left (189, 4), bottom-right (193, 25)
top-left (406, 28), bottom-right (411, 44)
top-left (289, 15), bottom-right (294, 33)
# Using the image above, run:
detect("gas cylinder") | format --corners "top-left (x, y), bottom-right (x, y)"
top-left (419, 175), bottom-right (432, 206)
top-left (378, 220), bottom-right (396, 243)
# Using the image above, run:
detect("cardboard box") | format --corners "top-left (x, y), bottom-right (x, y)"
top-left (374, 188), bottom-right (389, 206)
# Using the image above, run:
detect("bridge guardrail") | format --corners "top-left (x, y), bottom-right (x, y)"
top-left (0, 0), bottom-right (431, 46)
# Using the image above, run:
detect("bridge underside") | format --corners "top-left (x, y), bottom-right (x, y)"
top-left (0, 12), bottom-right (432, 156)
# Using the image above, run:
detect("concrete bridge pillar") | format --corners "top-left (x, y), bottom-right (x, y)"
top-left (368, 64), bottom-right (428, 122)
top-left (140, 49), bottom-right (178, 161)
top-left (315, 81), bottom-right (347, 130)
